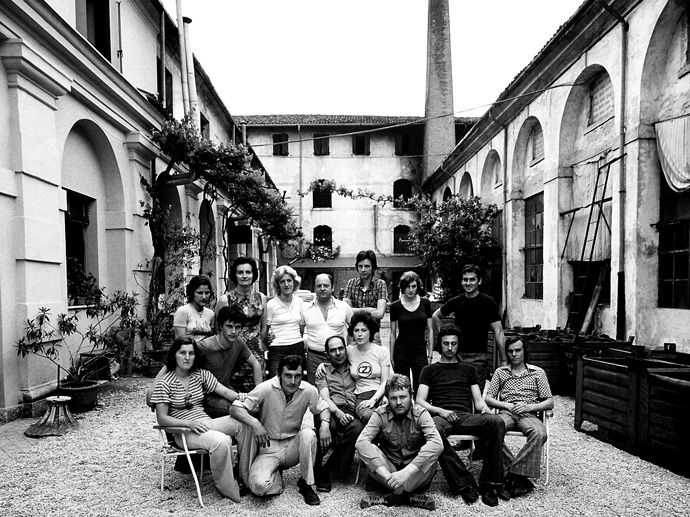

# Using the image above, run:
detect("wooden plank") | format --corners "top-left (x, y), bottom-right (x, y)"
top-left (574, 355), bottom-right (584, 429)
top-left (582, 401), bottom-right (627, 425)
top-left (582, 390), bottom-right (625, 410)
top-left (581, 265), bottom-right (608, 335)
top-left (583, 366), bottom-right (628, 385)
top-left (582, 379), bottom-right (628, 399)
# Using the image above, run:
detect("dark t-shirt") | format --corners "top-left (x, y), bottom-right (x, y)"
top-left (197, 334), bottom-right (251, 389)
top-left (419, 361), bottom-right (477, 413)
top-left (390, 297), bottom-right (431, 357)
top-left (439, 292), bottom-right (500, 353)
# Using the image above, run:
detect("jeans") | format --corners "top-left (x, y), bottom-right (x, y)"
top-left (354, 390), bottom-right (377, 424)
top-left (267, 341), bottom-right (305, 378)
top-left (360, 449), bottom-right (437, 494)
top-left (498, 410), bottom-right (547, 478)
top-left (393, 352), bottom-right (428, 392)
top-left (433, 411), bottom-right (506, 490)
top-left (314, 407), bottom-right (363, 481)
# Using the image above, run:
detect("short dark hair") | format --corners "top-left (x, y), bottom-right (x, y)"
top-left (230, 257), bottom-right (259, 285)
top-left (186, 275), bottom-right (214, 303)
top-left (462, 263), bottom-right (482, 279)
top-left (165, 337), bottom-right (199, 371)
top-left (324, 334), bottom-right (346, 354)
top-left (385, 373), bottom-right (412, 397)
top-left (277, 354), bottom-right (304, 376)
top-left (398, 270), bottom-right (426, 296)
top-left (217, 305), bottom-right (247, 328)
top-left (437, 324), bottom-right (462, 350)
top-left (348, 311), bottom-right (379, 339)
top-left (505, 336), bottom-right (529, 363)
top-left (355, 250), bottom-right (378, 271)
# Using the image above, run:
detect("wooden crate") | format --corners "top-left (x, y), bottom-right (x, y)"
top-left (526, 340), bottom-right (566, 394)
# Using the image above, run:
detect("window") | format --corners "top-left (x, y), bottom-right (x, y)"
top-left (313, 225), bottom-right (332, 251)
top-left (529, 125), bottom-right (544, 162)
top-left (393, 179), bottom-right (413, 208)
top-left (65, 189), bottom-right (98, 304)
top-left (156, 60), bottom-right (173, 115)
top-left (394, 225), bottom-right (412, 254)
top-left (312, 181), bottom-right (332, 209)
top-left (76, 0), bottom-right (111, 60)
top-left (352, 134), bottom-right (370, 155)
top-left (588, 73), bottom-right (614, 127)
top-left (200, 113), bottom-right (210, 140)
top-left (313, 133), bottom-right (329, 156)
top-left (658, 182), bottom-right (690, 308)
top-left (524, 193), bottom-right (543, 299)
top-left (443, 187), bottom-right (453, 201)
top-left (395, 131), bottom-right (421, 156)
top-left (272, 133), bottom-right (289, 156)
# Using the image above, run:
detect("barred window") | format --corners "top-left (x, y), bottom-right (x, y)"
top-left (588, 73), bottom-right (614, 127)
top-left (393, 179), bottom-right (413, 208)
top-left (658, 182), bottom-right (690, 308)
top-left (524, 193), bottom-right (543, 299)
top-left (313, 225), bottom-right (332, 251)
top-left (272, 133), bottom-right (289, 156)
top-left (312, 181), bottom-right (332, 209)
top-left (313, 133), bottom-right (329, 156)
top-left (394, 225), bottom-right (412, 254)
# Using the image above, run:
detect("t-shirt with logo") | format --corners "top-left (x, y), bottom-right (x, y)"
top-left (347, 344), bottom-right (391, 395)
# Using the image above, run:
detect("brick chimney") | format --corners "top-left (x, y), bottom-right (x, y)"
top-left (423, 0), bottom-right (455, 181)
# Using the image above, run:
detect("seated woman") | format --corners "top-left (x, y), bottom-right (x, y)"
top-left (347, 312), bottom-right (391, 423)
top-left (173, 275), bottom-right (215, 341)
top-left (150, 337), bottom-right (244, 501)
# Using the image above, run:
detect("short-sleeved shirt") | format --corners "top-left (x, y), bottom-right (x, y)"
top-left (197, 334), bottom-right (251, 388)
top-left (315, 362), bottom-right (357, 411)
top-left (266, 296), bottom-right (304, 347)
top-left (344, 278), bottom-right (388, 313)
top-left (439, 293), bottom-right (500, 353)
top-left (419, 361), bottom-right (477, 413)
top-left (232, 376), bottom-right (327, 440)
top-left (487, 364), bottom-right (552, 406)
top-left (173, 304), bottom-right (215, 338)
top-left (150, 369), bottom-right (218, 420)
top-left (356, 403), bottom-right (442, 473)
top-left (390, 297), bottom-right (432, 356)
top-left (301, 298), bottom-right (352, 352)
top-left (347, 344), bottom-right (391, 394)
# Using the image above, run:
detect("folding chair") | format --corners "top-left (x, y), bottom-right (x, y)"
top-left (154, 425), bottom-right (209, 507)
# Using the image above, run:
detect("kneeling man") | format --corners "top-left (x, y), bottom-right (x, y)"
top-left (355, 374), bottom-right (441, 510)
top-left (230, 355), bottom-right (330, 505)
top-left (486, 337), bottom-right (553, 497)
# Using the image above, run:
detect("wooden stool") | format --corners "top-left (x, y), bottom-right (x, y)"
top-left (25, 396), bottom-right (78, 437)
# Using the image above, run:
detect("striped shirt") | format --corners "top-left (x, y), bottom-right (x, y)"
top-left (150, 369), bottom-right (219, 420)
top-left (487, 364), bottom-right (552, 405)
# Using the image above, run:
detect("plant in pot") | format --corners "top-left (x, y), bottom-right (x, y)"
top-left (16, 290), bottom-right (141, 412)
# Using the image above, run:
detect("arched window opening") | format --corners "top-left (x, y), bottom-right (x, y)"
top-left (394, 225), bottom-right (412, 254)
top-left (393, 179), bottom-right (413, 208)
top-left (313, 225), bottom-right (333, 251)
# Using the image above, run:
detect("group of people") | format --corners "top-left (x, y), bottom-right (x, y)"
top-left (148, 252), bottom-right (554, 510)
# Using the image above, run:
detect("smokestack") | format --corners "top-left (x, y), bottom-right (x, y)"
top-left (423, 0), bottom-right (455, 181)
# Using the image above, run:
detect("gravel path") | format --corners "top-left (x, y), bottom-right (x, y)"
top-left (1, 376), bottom-right (688, 517)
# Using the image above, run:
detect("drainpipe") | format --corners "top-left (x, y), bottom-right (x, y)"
top-left (158, 8), bottom-right (166, 108)
top-left (502, 126), bottom-right (509, 326)
top-left (298, 125), bottom-right (304, 253)
top-left (175, 0), bottom-right (190, 115)
top-left (183, 17), bottom-right (199, 128)
top-left (116, 1), bottom-right (123, 72)
top-left (598, 0), bottom-right (628, 340)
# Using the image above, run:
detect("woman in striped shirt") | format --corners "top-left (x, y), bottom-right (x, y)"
top-left (150, 337), bottom-right (246, 501)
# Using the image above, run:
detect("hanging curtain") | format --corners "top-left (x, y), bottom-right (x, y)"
top-left (655, 115), bottom-right (690, 192)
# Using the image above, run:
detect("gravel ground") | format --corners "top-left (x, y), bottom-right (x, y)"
top-left (1, 376), bottom-right (688, 517)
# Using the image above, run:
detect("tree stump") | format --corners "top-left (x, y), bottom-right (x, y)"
top-left (25, 396), bottom-right (78, 437)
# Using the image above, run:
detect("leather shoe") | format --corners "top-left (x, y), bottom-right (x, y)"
top-left (509, 475), bottom-right (535, 498)
top-left (457, 484), bottom-right (479, 505)
top-left (315, 474), bottom-right (331, 492)
top-left (479, 484), bottom-right (498, 507)
top-left (297, 477), bottom-right (320, 505)
top-left (497, 484), bottom-right (512, 501)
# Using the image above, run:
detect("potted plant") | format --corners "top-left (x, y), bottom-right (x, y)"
top-left (16, 290), bottom-right (141, 412)
top-left (66, 257), bottom-right (101, 306)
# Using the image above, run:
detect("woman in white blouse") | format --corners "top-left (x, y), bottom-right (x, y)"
top-left (265, 265), bottom-right (305, 378)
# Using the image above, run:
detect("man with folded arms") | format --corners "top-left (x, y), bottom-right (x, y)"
top-left (486, 337), bottom-right (553, 498)
top-left (230, 354), bottom-right (330, 505)
top-left (355, 374), bottom-right (441, 511)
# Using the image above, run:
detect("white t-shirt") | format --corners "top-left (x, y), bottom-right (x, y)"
top-left (347, 344), bottom-right (391, 394)
top-left (266, 296), bottom-right (304, 347)
top-left (173, 303), bottom-right (214, 338)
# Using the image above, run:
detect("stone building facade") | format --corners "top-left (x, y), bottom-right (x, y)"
top-left (424, 0), bottom-right (690, 352)
top-left (0, 0), bottom-right (275, 420)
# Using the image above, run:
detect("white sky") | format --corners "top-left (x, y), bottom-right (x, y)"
top-left (160, 0), bottom-right (585, 117)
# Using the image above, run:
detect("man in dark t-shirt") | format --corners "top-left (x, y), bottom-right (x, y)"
top-left (431, 264), bottom-right (506, 387)
top-left (416, 325), bottom-right (507, 507)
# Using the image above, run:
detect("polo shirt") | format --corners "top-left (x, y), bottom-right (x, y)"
top-left (302, 298), bottom-right (352, 352)
top-left (233, 375), bottom-right (327, 440)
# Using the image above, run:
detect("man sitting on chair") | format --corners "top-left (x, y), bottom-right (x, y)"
top-left (485, 337), bottom-right (553, 498)
top-left (416, 324), bottom-right (508, 507)
top-left (230, 354), bottom-right (330, 506)
top-left (313, 335), bottom-right (363, 491)
top-left (355, 374), bottom-right (441, 511)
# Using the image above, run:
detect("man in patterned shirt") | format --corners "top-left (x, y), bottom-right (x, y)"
top-left (486, 337), bottom-right (554, 497)
top-left (343, 250), bottom-right (388, 343)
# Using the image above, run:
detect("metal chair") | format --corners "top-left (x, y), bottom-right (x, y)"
top-left (154, 425), bottom-right (209, 507)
